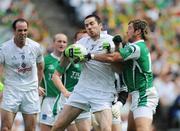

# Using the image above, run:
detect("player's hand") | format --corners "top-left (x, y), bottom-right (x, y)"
top-left (112, 101), bottom-right (122, 119)
top-left (64, 45), bottom-right (82, 58)
top-left (103, 42), bottom-right (111, 53)
top-left (73, 54), bottom-right (86, 63)
top-left (63, 90), bottom-right (71, 98)
top-left (38, 86), bottom-right (45, 96)
top-left (112, 35), bottom-right (122, 46)
top-left (113, 35), bottom-right (123, 49)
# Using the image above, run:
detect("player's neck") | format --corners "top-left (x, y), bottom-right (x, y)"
top-left (14, 38), bottom-right (25, 48)
top-left (53, 51), bottom-right (62, 57)
top-left (91, 35), bottom-right (100, 41)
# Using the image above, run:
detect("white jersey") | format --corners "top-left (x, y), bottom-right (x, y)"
top-left (0, 38), bottom-right (43, 91)
top-left (75, 32), bottom-right (116, 93)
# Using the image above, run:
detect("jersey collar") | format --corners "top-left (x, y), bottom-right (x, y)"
top-left (134, 39), bottom-right (144, 44)
top-left (51, 53), bottom-right (60, 61)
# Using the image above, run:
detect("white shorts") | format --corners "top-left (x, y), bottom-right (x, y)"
top-left (66, 88), bottom-right (114, 113)
top-left (1, 88), bottom-right (40, 114)
top-left (130, 87), bottom-right (159, 119)
top-left (39, 97), bottom-right (59, 126)
top-left (60, 94), bottom-right (91, 120)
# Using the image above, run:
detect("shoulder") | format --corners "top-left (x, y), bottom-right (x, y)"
top-left (76, 36), bottom-right (91, 47)
top-left (77, 36), bottom-right (90, 43)
top-left (101, 32), bottom-right (113, 40)
top-left (26, 38), bottom-right (41, 48)
top-left (0, 39), bottom-right (13, 52)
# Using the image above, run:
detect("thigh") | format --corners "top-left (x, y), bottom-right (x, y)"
top-left (22, 113), bottom-right (37, 131)
top-left (1, 109), bottom-right (16, 130)
top-left (94, 109), bottom-right (112, 131)
top-left (112, 116), bottom-right (122, 131)
top-left (112, 124), bottom-right (122, 131)
top-left (127, 111), bottom-right (136, 131)
top-left (91, 114), bottom-right (100, 131)
top-left (134, 117), bottom-right (152, 131)
top-left (75, 118), bottom-right (91, 131)
top-left (75, 111), bottom-right (91, 131)
top-left (40, 124), bottom-right (51, 131)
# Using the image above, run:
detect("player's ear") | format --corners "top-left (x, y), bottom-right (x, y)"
top-left (136, 29), bottom-right (141, 35)
top-left (99, 23), bottom-right (103, 29)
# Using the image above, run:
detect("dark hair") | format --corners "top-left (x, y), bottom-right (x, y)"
top-left (128, 19), bottom-right (149, 40)
top-left (12, 18), bottom-right (29, 30)
top-left (84, 14), bottom-right (102, 24)
top-left (74, 29), bottom-right (87, 41)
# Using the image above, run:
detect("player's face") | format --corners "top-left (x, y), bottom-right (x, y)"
top-left (54, 34), bottom-right (68, 53)
top-left (126, 23), bottom-right (136, 43)
top-left (14, 21), bottom-right (28, 44)
top-left (84, 17), bottom-right (101, 40)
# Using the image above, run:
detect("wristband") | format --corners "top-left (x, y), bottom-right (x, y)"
top-left (91, 54), bottom-right (95, 59)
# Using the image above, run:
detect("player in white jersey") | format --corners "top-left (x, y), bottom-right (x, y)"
top-left (84, 19), bottom-right (159, 131)
top-left (0, 18), bottom-right (44, 131)
top-left (52, 14), bottom-right (116, 131)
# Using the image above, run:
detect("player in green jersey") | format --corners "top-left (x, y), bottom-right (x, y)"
top-left (52, 30), bottom-right (91, 131)
top-left (39, 33), bottom-right (68, 131)
top-left (71, 19), bottom-right (159, 131)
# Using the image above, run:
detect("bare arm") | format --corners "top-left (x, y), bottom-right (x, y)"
top-left (37, 62), bottom-right (45, 96)
top-left (0, 64), bottom-right (4, 80)
top-left (52, 70), bottom-right (71, 97)
top-left (93, 51), bottom-right (124, 63)
top-left (37, 62), bottom-right (44, 85)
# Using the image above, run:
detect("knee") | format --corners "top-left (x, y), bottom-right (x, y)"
top-left (100, 125), bottom-right (111, 131)
top-left (52, 123), bottom-right (66, 131)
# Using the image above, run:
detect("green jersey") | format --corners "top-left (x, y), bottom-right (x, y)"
top-left (56, 63), bottom-right (82, 92)
top-left (41, 53), bottom-right (60, 97)
top-left (119, 40), bottom-right (153, 92)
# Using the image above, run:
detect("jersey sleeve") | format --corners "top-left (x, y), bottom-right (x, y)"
top-left (119, 44), bottom-right (140, 61)
top-left (0, 47), bottom-right (4, 64)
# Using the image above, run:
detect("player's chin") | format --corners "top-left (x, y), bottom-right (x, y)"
top-left (58, 48), bottom-right (65, 52)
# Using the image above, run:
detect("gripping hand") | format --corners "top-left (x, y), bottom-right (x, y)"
top-left (73, 54), bottom-right (86, 63)
top-left (103, 42), bottom-right (111, 53)
top-left (64, 45), bottom-right (81, 58)
top-left (112, 35), bottom-right (122, 46)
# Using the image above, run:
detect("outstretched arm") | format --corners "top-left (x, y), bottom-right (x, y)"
top-left (92, 51), bottom-right (124, 63)
top-left (52, 70), bottom-right (71, 98)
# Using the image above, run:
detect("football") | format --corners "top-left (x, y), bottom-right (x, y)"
top-left (73, 43), bottom-right (87, 56)
top-left (70, 44), bottom-right (88, 63)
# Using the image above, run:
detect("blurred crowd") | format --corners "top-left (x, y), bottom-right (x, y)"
top-left (0, 0), bottom-right (180, 130)
top-left (0, 0), bottom-right (51, 46)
